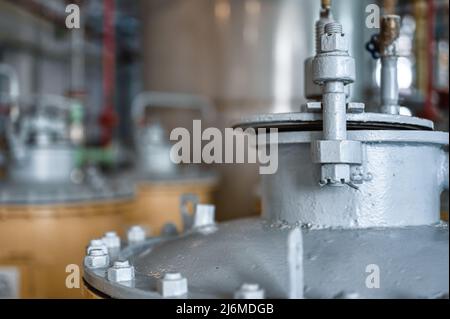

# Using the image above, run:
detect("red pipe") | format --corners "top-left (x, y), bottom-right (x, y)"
top-left (99, 0), bottom-right (117, 146)
top-left (421, 0), bottom-right (439, 120)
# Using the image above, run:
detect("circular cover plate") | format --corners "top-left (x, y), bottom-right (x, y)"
top-left (234, 112), bottom-right (434, 131)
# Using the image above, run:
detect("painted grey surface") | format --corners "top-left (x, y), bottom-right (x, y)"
top-left (261, 130), bottom-right (448, 228)
top-left (84, 218), bottom-right (449, 299)
top-left (236, 112), bottom-right (434, 131)
top-left (83, 125), bottom-right (449, 299)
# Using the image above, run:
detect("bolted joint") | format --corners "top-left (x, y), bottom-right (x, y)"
top-left (127, 225), bottom-right (146, 244)
top-left (157, 273), bottom-right (188, 298)
top-left (312, 55), bottom-right (355, 85)
top-left (84, 249), bottom-right (110, 269)
top-left (102, 231), bottom-right (121, 249)
top-left (107, 260), bottom-right (135, 283)
top-left (86, 239), bottom-right (108, 255)
top-left (311, 140), bottom-right (362, 165)
top-left (304, 57), bottom-right (323, 100)
top-left (234, 283), bottom-right (265, 299)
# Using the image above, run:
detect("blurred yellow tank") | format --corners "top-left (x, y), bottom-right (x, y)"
top-left (0, 198), bottom-right (133, 298)
top-left (129, 177), bottom-right (217, 235)
top-left (0, 95), bottom-right (135, 298)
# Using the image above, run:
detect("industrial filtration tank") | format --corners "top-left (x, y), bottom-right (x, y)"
top-left (126, 92), bottom-right (217, 236)
top-left (140, 0), bottom-right (378, 220)
top-left (82, 13), bottom-right (448, 299)
top-left (0, 95), bottom-right (134, 298)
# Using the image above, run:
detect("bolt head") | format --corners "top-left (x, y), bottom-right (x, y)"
top-left (107, 260), bottom-right (135, 282)
top-left (84, 249), bottom-right (109, 269)
top-left (157, 272), bottom-right (188, 298)
top-left (127, 226), bottom-right (146, 244)
top-left (102, 231), bottom-right (121, 248)
top-left (321, 33), bottom-right (348, 52)
top-left (312, 140), bottom-right (362, 165)
top-left (86, 239), bottom-right (108, 255)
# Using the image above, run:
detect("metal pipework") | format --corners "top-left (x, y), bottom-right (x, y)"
top-left (366, 15), bottom-right (401, 114)
top-left (131, 91), bottom-right (212, 125)
top-left (311, 22), bottom-right (361, 186)
top-left (380, 15), bottom-right (401, 114)
top-left (322, 81), bottom-right (346, 140)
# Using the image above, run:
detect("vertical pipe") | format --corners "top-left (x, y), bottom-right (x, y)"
top-left (380, 56), bottom-right (399, 114)
top-left (322, 81), bottom-right (346, 140)
top-left (100, 0), bottom-right (117, 145)
top-left (70, 1), bottom-right (85, 93)
top-left (379, 15), bottom-right (400, 114)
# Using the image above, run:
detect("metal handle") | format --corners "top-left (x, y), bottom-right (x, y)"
top-left (131, 91), bottom-right (213, 126)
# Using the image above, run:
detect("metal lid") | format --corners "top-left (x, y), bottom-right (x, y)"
top-left (234, 112), bottom-right (434, 131)
top-left (83, 218), bottom-right (449, 299)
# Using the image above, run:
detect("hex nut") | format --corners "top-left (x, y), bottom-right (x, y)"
top-left (127, 225), bottom-right (146, 244)
top-left (312, 55), bottom-right (356, 85)
top-left (84, 249), bottom-right (110, 269)
top-left (320, 33), bottom-right (348, 52)
top-left (304, 57), bottom-right (322, 100)
top-left (157, 273), bottom-right (188, 298)
top-left (234, 283), bottom-right (265, 299)
top-left (311, 140), bottom-right (362, 165)
top-left (107, 260), bottom-right (135, 283)
top-left (86, 239), bottom-right (108, 255)
top-left (321, 164), bottom-right (351, 185)
top-left (102, 231), bottom-right (121, 249)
